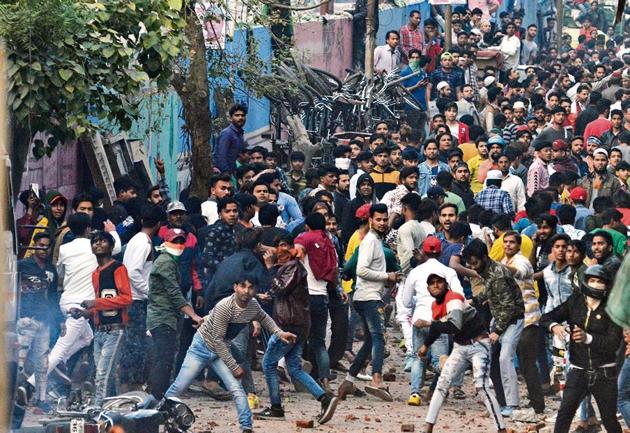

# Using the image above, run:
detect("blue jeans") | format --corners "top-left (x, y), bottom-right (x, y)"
top-left (93, 328), bottom-right (125, 406)
top-left (490, 319), bottom-right (523, 407)
top-left (410, 327), bottom-right (448, 394)
top-left (349, 300), bottom-right (385, 377)
top-left (166, 333), bottom-right (252, 431)
top-left (618, 357), bottom-right (630, 427)
top-left (307, 295), bottom-right (330, 381)
top-left (262, 334), bottom-right (325, 407)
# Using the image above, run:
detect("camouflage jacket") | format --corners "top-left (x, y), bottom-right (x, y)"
top-left (474, 260), bottom-right (525, 335)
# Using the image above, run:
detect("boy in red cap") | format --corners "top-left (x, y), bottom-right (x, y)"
top-left (568, 187), bottom-right (593, 231)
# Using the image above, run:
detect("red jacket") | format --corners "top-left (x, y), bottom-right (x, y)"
top-left (90, 260), bottom-right (132, 327)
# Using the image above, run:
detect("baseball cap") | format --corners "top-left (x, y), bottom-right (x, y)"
top-left (436, 81), bottom-right (449, 92)
top-left (166, 200), bottom-right (187, 213)
top-left (593, 148), bottom-right (608, 158)
top-left (440, 52), bottom-right (453, 61)
top-left (534, 141), bottom-right (552, 151)
top-left (46, 190), bottom-right (67, 206)
top-left (164, 227), bottom-right (186, 242)
top-left (427, 186), bottom-right (447, 198)
top-left (422, 236), bottom-right (442, 254)
top-left (552, 139), bottom-right (568, 151)
top-left (486, 170), bottom-right (503, 181)
top-left (427, 268), bottom-right (449, 284)
top-left (569, 187), bottom-right (587, 202)
top-left (355, 203), bottom-right (371, 221)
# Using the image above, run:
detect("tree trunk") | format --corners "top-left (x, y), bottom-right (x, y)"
top-left (364, 0), bottom-right (377, 79)
top-left (9, 124), bottom-right (32, 200)
top-left (172, 5), bottom-right (213, 199)
top-left (444, 5), bottom-right (452, 50)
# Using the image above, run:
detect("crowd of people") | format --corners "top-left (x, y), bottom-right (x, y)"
top-left (11, 3), bottom-right (630, 433)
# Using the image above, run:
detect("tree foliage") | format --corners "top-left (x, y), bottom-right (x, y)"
top-left (0, 0), bottom-right (186, 156)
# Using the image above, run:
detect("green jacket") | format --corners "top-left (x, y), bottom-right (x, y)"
top-left (147, 252), bottom-right (188, 332)
top-left (343, 241), bottom-right (399, 292)
top-left (474, 260), bottom-right (525, 335)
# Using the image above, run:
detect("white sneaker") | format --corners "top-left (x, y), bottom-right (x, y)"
top-left (512, 407), bottom-right (538, 423)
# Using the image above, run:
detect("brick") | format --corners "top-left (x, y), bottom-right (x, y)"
top-left (295, 420), bottom-right (314, 428)
top-left (401, 424), bottom-right (415, 432)
top-left (383, 372), bottom-right (396, 381)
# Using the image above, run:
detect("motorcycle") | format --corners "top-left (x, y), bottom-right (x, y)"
top-left (12, 391), bottom-right (195, 433)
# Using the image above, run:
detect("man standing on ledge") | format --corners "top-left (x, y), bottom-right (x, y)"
top-left (214, 103), bottom-right (248, 173)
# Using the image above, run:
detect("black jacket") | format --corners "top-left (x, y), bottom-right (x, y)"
top-left (451, 181), bottom-right (475, 208)
top-left (540, 292), bottom-right (622, 370)
top-left (341, 173), bottom-right (375, 245)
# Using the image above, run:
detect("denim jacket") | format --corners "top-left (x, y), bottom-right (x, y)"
top-left (417, 161), bottom-right (450, 196)
top-left (542, 262), bottom-right (573, 314)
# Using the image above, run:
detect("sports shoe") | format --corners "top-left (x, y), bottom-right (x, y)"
top-left (451, 387), bottom-right (466, 399)
top-left (248, 393), bottom-right (260, 410)
top-left (501, 406), bottom-right (515, 417)
top-left (407, 393), bottom-right (422, 406)
top-left (255, 406), bottom-right (285, 419)
top-left (512, 407), bottom-right (539, 423)
top-left (16, 382), bottom-right (34, 406)
top-left (317, 394), bottom-right (339, 424)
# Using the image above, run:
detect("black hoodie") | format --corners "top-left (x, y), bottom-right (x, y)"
top-left (341, 173), bottom-right (376, 246)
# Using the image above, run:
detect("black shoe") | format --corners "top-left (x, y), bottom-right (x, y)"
top-left (16, 382), bottom-right (34, 406)
top-left (318, 394), bottom-right (339, 424)
top-left (255, 406), bottom-right (285, 419)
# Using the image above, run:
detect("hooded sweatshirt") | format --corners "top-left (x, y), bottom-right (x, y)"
top-left (342, 173), bottom-right (376, 246)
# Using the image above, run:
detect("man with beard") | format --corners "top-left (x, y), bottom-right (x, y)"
top-left (429, 52), bottom-right (464, 101)
top-left (338, 204), bottom-right (401, 402)
top-left (456, 84), bottom-right (480, 125)
top-left (451, 162), bottom-right (475, 208)
top-left (589, 230), bottom-right (622, 274)
top-left (380, 167), bottom-right (419, 225)
top-left (333, 169), bottom-right (351, 223)
top-left (532, 106), bottom-right (573, 150)
top-left (495, 153), bottom-right (526, 212)
top-left (418, 141), bottom-right (449, 196)
top-left (468, 136), bottom-right (489, 194)
top-left (201, 173), bottom-right (233, 226)
top-left (601, 109), bottom-right (627, 150)
top-left (342, 173), bottom-right (376, 246)
top-left (214, 103), bottom-right (248, 173)
top-left (527, 142), bottom-right (552, 197)
top-left (583, 148), bottom-right (621, 208)
top-left (551, 139), bottom-right (580, 175)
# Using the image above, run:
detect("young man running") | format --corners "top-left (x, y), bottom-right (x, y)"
top-left (417, 268), bottom-right (507, 433)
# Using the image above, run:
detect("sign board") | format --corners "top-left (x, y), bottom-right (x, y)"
top-left (429, 0), bottom-right (466, 4)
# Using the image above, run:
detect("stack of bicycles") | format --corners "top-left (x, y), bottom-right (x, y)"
top-left (263, 59), bottom-right (423, 144)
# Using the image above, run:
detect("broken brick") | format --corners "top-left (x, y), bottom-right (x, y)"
top-left (295, 420), bottom-right (314, 428)
top-left (401, 424), bottom-right (415, 432)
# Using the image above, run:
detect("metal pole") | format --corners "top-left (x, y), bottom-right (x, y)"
top-left (365, 0), bottom-right (377, 79)
top-left (445, 5), bottom-right (452, 50)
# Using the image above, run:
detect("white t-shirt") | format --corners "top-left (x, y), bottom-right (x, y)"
top-left (201, 200), bottom-right (218, 225)
top-left (303, 254), bottom-right (328, 296)
top-left (58, 238), bottom-right (98, 308)
top-left (123, 231), bottom-right (153, 300)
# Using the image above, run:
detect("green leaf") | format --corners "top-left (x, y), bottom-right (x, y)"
top-left (64, 84), bottom-right (75, 94)
top-left (102, 47), bottom-right (115, 58)
top-left (98, 34), bottom-right (113, 43)
top-left (31, 62), bottom-right (42, 72)
top-left (59, 69), bottom-right (73, 81)
top-left (167, 0), bottom-right (182, 10)
top-left (7, 62), bottom-right (19, 77)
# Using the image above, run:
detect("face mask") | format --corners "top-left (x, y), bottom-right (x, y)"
top-left (335, 157), bottom-right (351, 170)
top-left (409, 60), bottom-right (421, 70)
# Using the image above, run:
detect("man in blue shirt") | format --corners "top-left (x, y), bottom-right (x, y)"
top-left (214, 103), bottom-right (248, 173)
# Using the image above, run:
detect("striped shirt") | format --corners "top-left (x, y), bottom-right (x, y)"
top-left (198, 294), bottom-right (282, 372)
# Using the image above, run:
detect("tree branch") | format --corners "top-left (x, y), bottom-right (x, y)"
top-left (261, 0), bottom-right (329, 11)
